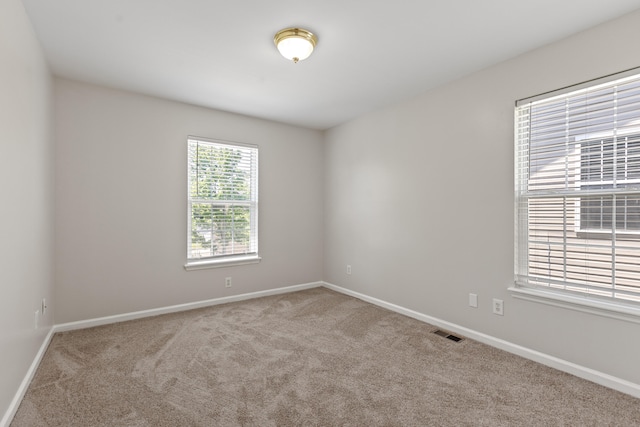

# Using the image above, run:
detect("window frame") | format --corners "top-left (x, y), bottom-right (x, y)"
top-left (184, 136), bottom-right (260, 270)
top-left (513, 68), bottom-right (640, 323)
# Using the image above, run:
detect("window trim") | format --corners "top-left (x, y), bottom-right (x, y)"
top-left (184, 254), bottom-right (261, 271)
top-left (515, 66), bottom-right (640, 107)
top-left (185, 136), bottom-right (259, 270)
top-left (508, 286), bottom-right (640, 324)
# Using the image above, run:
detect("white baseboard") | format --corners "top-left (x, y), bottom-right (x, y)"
top-left (55, 281), bottom-right (323, 333)
top-left (2, 281), bottom-right (323, 426)
top-left (5, 279), bottom-right (638, 427)
top-left (322, 281), bottom-right (640, 399)
top-left (1, 327), bottom-right (55, 427)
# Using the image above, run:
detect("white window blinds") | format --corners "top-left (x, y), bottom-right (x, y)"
top-left (515, 69), bottom-right (640, 305)
top-left (187, 137), bottom-right (258, 261)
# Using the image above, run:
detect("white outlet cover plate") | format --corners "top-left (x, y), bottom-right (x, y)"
top-left (493, 298), bottom-right (504, 315)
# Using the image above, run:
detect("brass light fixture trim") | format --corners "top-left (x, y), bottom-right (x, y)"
top-left (273, 27), bottom-right (318, 63)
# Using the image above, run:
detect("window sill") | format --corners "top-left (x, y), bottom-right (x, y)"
top-left (184, 255), bottom-right (261, 271)
top-left (508, 286), bottom-right (640, 324)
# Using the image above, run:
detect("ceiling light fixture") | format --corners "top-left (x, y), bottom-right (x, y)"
top-left (273, 27), bottom-right (318, 63)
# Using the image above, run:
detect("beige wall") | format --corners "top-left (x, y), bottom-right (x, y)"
top-left (54, 79), bottom-right (324, 323)
top-left (323, 10), bottom-right (640, 385)
top-left (0, 0), bottom-right (53, 420)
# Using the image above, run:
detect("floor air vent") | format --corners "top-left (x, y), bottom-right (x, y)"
top-left (433, 329), bottom-right (463, 342)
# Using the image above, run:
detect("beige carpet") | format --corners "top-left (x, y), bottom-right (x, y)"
top-left (11, 287), bottom-right (640, 426)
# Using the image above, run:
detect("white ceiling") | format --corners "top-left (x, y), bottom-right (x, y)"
top-left (22, 0), bottom-right (640, 130)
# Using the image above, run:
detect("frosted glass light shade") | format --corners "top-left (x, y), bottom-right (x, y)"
top-left (277, 37), bottom-right (313, 62)
top-left (274, 28), bottom-right (318, 63)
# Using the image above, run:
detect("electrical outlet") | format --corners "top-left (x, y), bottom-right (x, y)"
top-left (493, 298), bottom-right (504, 316)
top-left (41, 298), bottom-right (47, 315)
top-left (225, 277), bottom-right (232, 288)
top-left (346, 265), bottom-right (352, 275)
top-left (469, 293), bottom-right (478, 308)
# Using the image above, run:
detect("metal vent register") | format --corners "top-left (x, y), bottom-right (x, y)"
top-left (433, 329), bottom-right (463, 342)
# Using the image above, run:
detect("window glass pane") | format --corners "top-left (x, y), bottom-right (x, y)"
top-left (187, 138), bottom-right (258, 260)
top-left (625, 137), bottom-right (640, 180)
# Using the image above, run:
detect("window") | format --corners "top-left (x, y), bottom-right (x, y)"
top-left (186, 137), bottom-right (259, 269)
top-left (579, 135), bottom-right (640, 233)
top-left (515, 69), bottom-right (640, 311)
